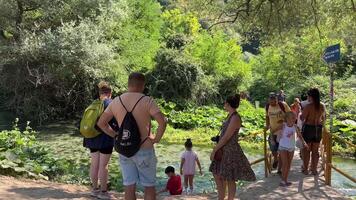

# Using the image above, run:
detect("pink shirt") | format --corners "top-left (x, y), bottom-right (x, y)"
top-left (181, 150), bottom-right (198, 175)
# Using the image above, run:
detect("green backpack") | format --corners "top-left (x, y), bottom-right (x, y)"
top-left (80, 100), bottom-right (104, 138)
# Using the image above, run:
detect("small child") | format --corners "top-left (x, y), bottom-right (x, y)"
top-left (278, 112), bottom-right (308, 187)
top-left (180, 139), bottom-right (202, 194)
top-left (159, 166), bottom-right (183, 195)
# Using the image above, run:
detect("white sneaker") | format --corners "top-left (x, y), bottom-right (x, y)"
top-left (190, 189), bottom-right (194, 195)
top-left (186, 188), bottom-right (191, 195)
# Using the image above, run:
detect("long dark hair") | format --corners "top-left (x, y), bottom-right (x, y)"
top-left (307, 88), bottom-right (321, 110)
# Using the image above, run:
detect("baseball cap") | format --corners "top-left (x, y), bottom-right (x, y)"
top-left (269, 92), bottom-right (277, 99)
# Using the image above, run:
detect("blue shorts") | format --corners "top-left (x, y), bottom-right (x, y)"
top-left (119, 148), bottom-right (157, 187)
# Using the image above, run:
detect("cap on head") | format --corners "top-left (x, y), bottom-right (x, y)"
top-left (269, 92), bottom-right (277, 99)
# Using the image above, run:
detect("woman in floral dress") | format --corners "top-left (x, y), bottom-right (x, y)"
top-left (210, 94), bottom-right (256, 200)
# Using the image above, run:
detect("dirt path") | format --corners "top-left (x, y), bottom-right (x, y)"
top-left (0, 176), bottom-right (217, 200)
top-left (0, 151), bottom-right (351, 200)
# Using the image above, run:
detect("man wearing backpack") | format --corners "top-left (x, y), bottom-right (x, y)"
top-left (265, 92), bottom-right (291, 173)
top-left (98, 72), bottom-right (167, 200)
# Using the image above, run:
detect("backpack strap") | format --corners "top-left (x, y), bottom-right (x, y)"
top-left (278, 102), bottom-right (286, 113)
top-left (131, 95), bottom-right (145, 112)
top-left (119, 95), bottom-right (145, 113)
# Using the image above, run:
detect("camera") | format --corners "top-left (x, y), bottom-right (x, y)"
top-left (211, 135), bottom-right (220, 143)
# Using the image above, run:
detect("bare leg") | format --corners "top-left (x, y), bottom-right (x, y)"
top-left (214, 174), bottom-right (226, 200)
top-left (280, 151), bottom-right (288, 182)
top-left (124, 184), bottom-right (136, 200)
top-left (184, 175), bottom-right (188, 191)
top-left (287, 151), bottom-right (294, 181)
top-left (144, 186), bottom-right (156, 200)
top-left (302, 143), bottom-right (311, 174)
top-left (272, 151), bottom-right (278, 167)
top-left (278, 152), bottom-right (282, 172)
top-left (227, 181), bottom-right (236, 200)
top-left (188, 175), bottom-right (194, 191)
top-left (98, 153), bottom-right (111, 191)
top-left (311, 142), bottom-right (320, 174)
top-left (90, 152), bottom-right (100, 189)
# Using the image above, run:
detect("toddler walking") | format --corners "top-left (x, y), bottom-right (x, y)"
top-left (278, 112), bottom-right (308, 187)
top-left (180, 139), bottom-right (202, 194)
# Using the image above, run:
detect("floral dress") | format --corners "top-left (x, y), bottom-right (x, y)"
top-left (209, 112), bottom-right (256, 181)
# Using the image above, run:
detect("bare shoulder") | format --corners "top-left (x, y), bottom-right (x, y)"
top-left (231, 113), bottom-right (242, 124)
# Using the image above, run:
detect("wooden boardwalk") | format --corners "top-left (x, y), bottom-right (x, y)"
top-left (236, 151), bottom-right (349, 200)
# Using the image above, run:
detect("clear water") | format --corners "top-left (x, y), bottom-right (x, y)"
top-left (154, 144), bottom-right (265, 193)
top-left (331, 157), bottom-right (356, 196)
top-left (154, 144), bottom-right (356, 196)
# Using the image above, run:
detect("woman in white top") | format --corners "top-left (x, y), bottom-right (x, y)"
top-left (278, 112), bottom-right (308, 187)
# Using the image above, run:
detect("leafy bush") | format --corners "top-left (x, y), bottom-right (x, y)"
top-left (157, 99), bottom-right (265, 131)
top-left (0, 119), bottom-right (66, 180)
top-left (148, 48), bottom-right (200, 101)
top-left (185, 31), bottom-right (252, 96)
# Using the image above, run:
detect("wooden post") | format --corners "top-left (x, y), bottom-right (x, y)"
top-left (325, 129), bottom-right (332, 185)
top-left (264, 130), bottom-right (268, 177)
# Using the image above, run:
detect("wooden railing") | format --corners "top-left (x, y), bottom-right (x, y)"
top-left (321, 128), bottom-right (356, 185)
top-left (249, 128), bottom-right (356, 183)
top-left (249, 130), bottom-right (272, 178)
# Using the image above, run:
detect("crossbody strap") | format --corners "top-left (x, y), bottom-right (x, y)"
top-left (119, 95), bottom-right (145, 113)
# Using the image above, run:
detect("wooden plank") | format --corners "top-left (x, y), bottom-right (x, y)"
top-left (250, 157), bottom-right (264, 166)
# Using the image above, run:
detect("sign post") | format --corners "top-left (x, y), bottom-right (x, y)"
top-left (322, 44), bottom-right (341, 133)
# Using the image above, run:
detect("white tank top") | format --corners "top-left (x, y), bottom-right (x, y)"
top-left (279, 123), bottom-right (296, 149)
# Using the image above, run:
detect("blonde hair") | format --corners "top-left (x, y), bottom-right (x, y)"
top-left (285, 111), bottom-right (295, 120)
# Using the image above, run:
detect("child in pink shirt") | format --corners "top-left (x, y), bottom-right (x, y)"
top-left (180, 139), bottom-right (202, 194)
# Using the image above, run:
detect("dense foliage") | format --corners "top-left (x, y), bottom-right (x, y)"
top-left (0, 0), bottom-right (355, 124)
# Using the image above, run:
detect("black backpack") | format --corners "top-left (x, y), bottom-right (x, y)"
top-left (114, 95), bottom-right (147, 157)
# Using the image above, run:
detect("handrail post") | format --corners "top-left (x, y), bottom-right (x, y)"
top-left (325, 129), bottom-right (332, 185)
top-left (264, 130), bottom-right (268, 177)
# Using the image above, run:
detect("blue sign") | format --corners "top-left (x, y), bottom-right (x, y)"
top-left (323, 44), bottom-right (340, 64)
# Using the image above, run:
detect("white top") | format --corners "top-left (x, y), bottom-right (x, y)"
top-left (181, 150), bottom-right (198, 175)
top-left (279, 123), bottom-right (297, 149)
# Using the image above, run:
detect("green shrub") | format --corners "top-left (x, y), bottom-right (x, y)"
top-left (156, 99), bottom-right (265, 131)
top-left (0, 119), bottom-right (66, 180)
top-left (148, 48), bottom-right (200, 101)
